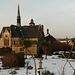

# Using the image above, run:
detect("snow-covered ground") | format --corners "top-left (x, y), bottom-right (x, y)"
top-left (0, 55), bottom-right (75, 75)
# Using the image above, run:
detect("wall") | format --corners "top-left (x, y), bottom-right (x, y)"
top-left (11, 38), bottom-right (38, 55)
top-left (1, 28), bottom-right (11, 48)
top-left (0, 38), bottom-right (2, 48)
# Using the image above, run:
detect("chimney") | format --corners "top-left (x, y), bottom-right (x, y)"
top-left (41, 25), bottom-right (43, 32)
top-left (47, 29), bottom-right (49, 34)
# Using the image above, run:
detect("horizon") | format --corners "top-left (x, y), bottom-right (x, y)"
top-left (0, 0), bottom-right (75, 38)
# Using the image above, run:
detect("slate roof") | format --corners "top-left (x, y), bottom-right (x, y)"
top-left (22, 25), bottom-right (39, 38)
top-left (44, 34), bottom-right (56, 42)
top-left (11, 25), bottom-right (23, 37)
top-left (1, 25), bottom-right (41, 38)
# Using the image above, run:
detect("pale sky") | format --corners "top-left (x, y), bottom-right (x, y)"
top-left (0, 0), bottom-right (75, 38)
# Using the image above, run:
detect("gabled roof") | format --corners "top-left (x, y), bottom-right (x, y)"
top-left (22, 25), bottom-right (39, 38)
top-left (0, 27), bottom-right (10, 38)
top-left (1, 25), bottom-right (42, 38)
top-left (2, 27), bottom-right (10, 33)
top-left (44, 34), bottom-right (56, 42)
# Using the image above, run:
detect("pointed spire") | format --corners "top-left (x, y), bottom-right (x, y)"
top-left (18, 4), bottom-right (20, 16)
top-left (17, 4), bottom-right (21, 26)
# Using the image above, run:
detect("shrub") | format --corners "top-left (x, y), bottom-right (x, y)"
top-left (16, 52), bottom-right (25, 67)
top-left (0, 47), bottom-right (12, 56)
top-left (2, 53), bottom-right (18, 68)
top-left (2, 52), bottom-right (25, 68)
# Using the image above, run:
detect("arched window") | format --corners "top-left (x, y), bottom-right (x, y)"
top-left (4, 35), bottom-right (9, 46)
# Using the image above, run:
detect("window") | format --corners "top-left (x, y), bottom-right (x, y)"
top-left (14, 40), bottom-right (15, 45)
top-left (20, 48), bottom-right (24, 51)
top-left (4, 36), bottom-right (9, 46)
top-left (18, 41), bottom-right (21, 45)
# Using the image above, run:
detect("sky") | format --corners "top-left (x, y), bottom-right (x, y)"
top-left (0, 0), bottom-right (75, 38)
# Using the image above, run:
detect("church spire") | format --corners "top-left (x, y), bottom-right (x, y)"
top-left (17, 4), bottom-right (21, 26)
top-left (18, 4), bottom-right (20, 16)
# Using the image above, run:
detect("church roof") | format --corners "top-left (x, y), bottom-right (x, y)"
top-left (22, 25), bottom-right (39, 38)
top-left (11, 25), bottom-right (23, 37)
top-left (11, 25), bottom-right (40, 38)
top-left (2, 27), bottom-right (10, 33)
top-left (2, 25), bottom-right (41, 38)
top-left (2, 25), bottom-right (40, 38)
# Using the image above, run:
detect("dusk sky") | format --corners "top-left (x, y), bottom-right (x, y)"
top-left (0, 0), bottom-right (75, 38)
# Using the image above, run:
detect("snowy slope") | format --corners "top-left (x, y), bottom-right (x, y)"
top-left (0, 55), bottom-right (75, 75)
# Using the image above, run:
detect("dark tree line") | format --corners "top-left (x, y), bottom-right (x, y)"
top-left (51, 42), bottom-right (71, 52)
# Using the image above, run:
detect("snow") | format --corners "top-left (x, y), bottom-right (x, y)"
top-left (0, 55), bottom-right (75, 75)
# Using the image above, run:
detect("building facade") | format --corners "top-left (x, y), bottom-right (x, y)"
top-left (0, 4), bottom-right (44, 55)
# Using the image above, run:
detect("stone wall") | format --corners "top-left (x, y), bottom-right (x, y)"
top-left (11, 38), bottom-right (38, 55)
top-left (1, 28), bottom-right (11, 48)
top-left (0, 28), bottom-right (39, 55)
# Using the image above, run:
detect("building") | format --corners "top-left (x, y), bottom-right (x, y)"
top-left (44, 29), bottom-right (56, 43)
top-left (58, 37), bottom-right (70, 44)
top-left (0, 4), bottom-right (44, 55)
top-left (70, 38), bottom-right (75, 50)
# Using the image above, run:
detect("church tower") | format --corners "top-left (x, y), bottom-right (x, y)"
top-left (29, 19), bottom-right (35, 26)
top-left (17, 4), bottom-right (21, 26)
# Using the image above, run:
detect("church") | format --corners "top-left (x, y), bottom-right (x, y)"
top-left (0, 4), bottom-right (44, 55)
